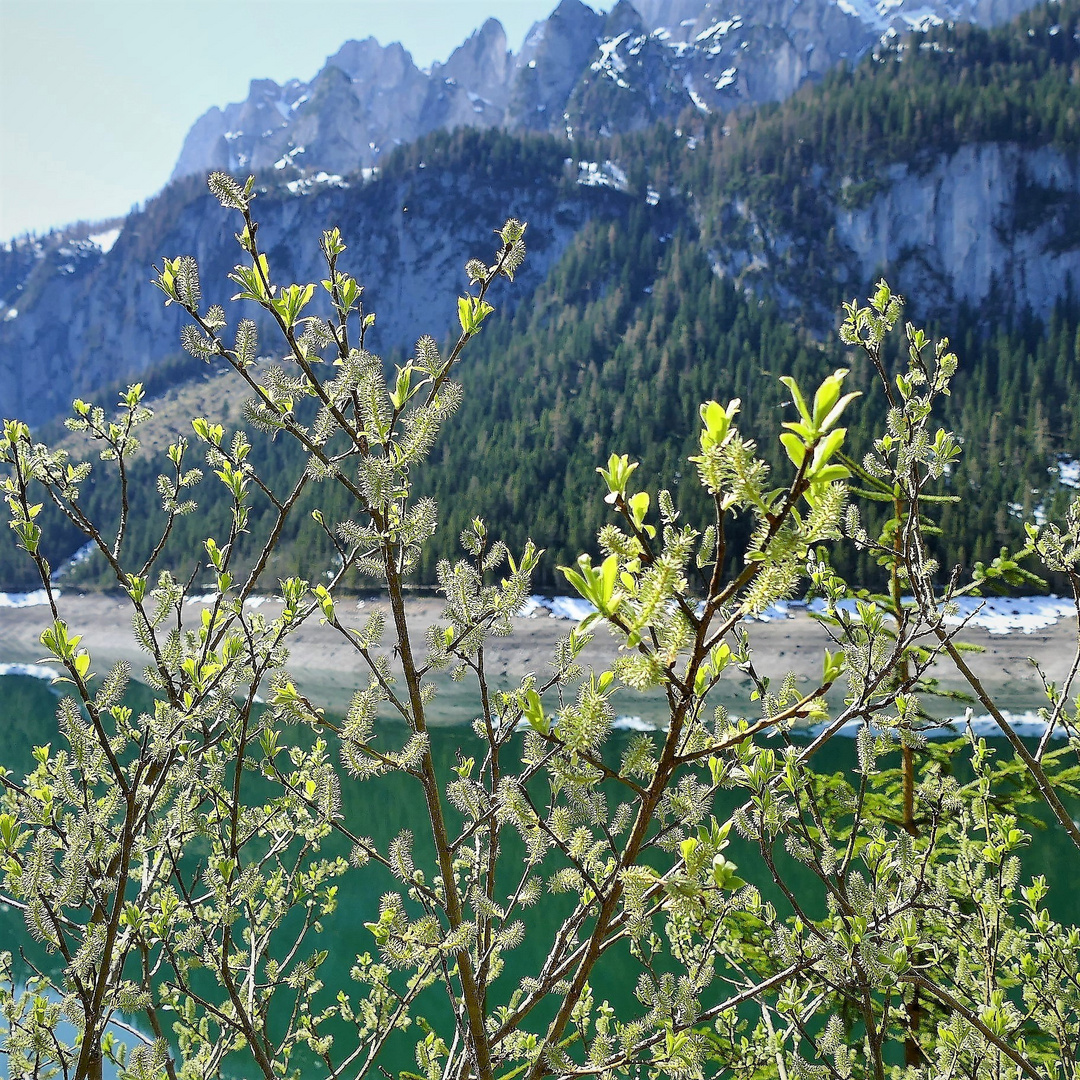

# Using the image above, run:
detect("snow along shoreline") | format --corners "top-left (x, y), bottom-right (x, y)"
top-left (610, 710), bottom-right (1071, 739)
top-left (2, 590), bottom-right (1075, 637)
top-left (523, 594), bottom-right (1076, 636)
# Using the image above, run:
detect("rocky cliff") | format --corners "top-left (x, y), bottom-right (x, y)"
top-left (835, 143), bottom-right (1080, 317)
top-left (704, 140), bottom-right (1080, 326)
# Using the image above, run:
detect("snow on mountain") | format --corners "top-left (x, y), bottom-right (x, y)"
top-left (87, 227), bottom-right (121, 254)
top-left (171, 0), bottom-right (1043, 184)
top-left (622, 0), bottom-right (1039, 113)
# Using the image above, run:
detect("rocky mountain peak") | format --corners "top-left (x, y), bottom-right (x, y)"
top-left (430, 17), bottom-right (512, 119)
top-left (325, 37), bottom-right (416, 82)
top-left (168, 0), bottom-right (1046, 186)
top-left (510, 1), bottom-right (606, 130)
top-left (605, 0), bottom-right (648, 32)
top-left (437, 17), bottom-right (510, 87)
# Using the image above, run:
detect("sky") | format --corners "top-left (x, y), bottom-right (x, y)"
top-left (0, 0), bottom-right (619, 242)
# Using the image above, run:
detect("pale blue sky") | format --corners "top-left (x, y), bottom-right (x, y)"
top-left (0, 0), bottom-right (618, 241)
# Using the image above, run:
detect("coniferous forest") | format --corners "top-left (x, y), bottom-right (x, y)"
top-left (6, 0), bottom-right (1080, 594)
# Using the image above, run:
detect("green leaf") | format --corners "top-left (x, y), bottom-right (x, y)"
top-left (458, 296), bottom-right (495, 336)
top-left (780, 432), bottom-right (806, 467)
top-left (779, 376), bottom-right (810, 423)
top-left (522, 688), bottom-right (548, 735)
top-left (819, 391), bottom-right (861, 433)
top-left (809, 428), bottom-right (847, 475)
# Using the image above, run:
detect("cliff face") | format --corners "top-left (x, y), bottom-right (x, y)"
top-left (9, 134), bottom-right (1076, 426)
top-left (0, 166), bottom-right (627, 426)
top-left (508, 0), bottom-right (607, 131)
top-left (705, 141), bottom-right (1080, 325)
top-left (834, 144), bottom-right (1080, 316)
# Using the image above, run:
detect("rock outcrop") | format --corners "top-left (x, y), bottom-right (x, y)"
top-left (834, 143), bottom-right (1080, 318)
top-left (703, 140), bottom-right (1080, 326)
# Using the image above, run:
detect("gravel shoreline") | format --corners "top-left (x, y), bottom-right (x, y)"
top-left (0, 592), bottom-right (1075, 721)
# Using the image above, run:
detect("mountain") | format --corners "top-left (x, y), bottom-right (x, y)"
top-left (0, 136), bottom-right (623, 426)
top-left (169, 0), bottom-right (1041, 183)
top-left (2, 0), bottom-right (1068, 428)
top-left (1, 1), bottom-right (1078, 594)
top-left (678, 5), bottom-right (1080, 325)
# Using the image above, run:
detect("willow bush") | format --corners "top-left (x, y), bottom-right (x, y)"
top-left (1, 173), bottom-right (1079, 1080)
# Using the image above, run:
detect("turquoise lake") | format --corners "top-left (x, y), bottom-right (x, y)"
top-left (1, 668), bottom-right (1077, 1077)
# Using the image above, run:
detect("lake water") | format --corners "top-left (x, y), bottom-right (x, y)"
top-left (1, 663), bottom-right (1077, 1078)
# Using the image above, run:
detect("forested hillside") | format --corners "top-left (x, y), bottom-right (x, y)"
top-left (5, 1), bottom-right (1080, 593)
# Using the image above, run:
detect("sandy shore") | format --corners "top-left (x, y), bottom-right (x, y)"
top-left (1, 591), bottom-right (1075, 723)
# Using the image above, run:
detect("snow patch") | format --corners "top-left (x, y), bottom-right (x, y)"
top-left (613, 715), bottom-right (656, 731)
top-left (683, 75), bottom-right (710, 113)
top-left (184, 593), bottom-right (220, 606)
top-left (0, 663), bottom-right (59, 681)
top-left (0, 590), bottom-right (54, 608)
top-left (3, 308), bottom-right (17, 321)
top-left (941, 595), bottom-right (1074, 635)
top-left (751, 600), bottom-right (809, 622)
top-left (591, 32), bottom-right (632, 88)
top-left (1055, 457), bottom-right (1080, 488)
top-left (52, 541), bottom-right (96, 581)
top-left (576, 160), bottom-right (629, 192)
top-left (286, 172), bottom-right (348, 195)
top-left (903, 10), bottom-right (945, 32)
top-left (696, 17), bottom-right (743, 41)
top-left (665, 40), bottom-right (695, 57)
top-left (273, 146), bottom-right (306, 170)
top-left (520, 592), bottom-right (1072, 636)
top-left (87, 227), bottom-right (121, 254)
top-left (811, 709), bottom-right (1071, 741)
top-left (834, 0), bottom-right (887, 28)
top-left (807, 595), bottom-right (1074, 635)
top-left (715, 67), bottom-right (738, 90)
top-left (520, 596), bottom-right (597, 621)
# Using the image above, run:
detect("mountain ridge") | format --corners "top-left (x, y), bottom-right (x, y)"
top-left (169, 0), bottom-right (1042, 183)
top-left (2, 2), bottom-right (1076, 429)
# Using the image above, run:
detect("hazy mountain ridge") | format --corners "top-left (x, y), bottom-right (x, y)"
top-left (0, 140), bottom-right (630, 425)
